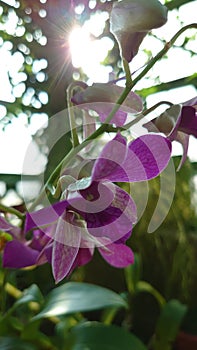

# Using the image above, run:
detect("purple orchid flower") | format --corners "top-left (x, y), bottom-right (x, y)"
top-left (24, 132), bottom-right (171, 283)
top-left (0, 214), bottom-right (51, 269)
top-left (71, 83), bottom-right (143, 127)
top-left (143, 97), bottom-right (197, 169)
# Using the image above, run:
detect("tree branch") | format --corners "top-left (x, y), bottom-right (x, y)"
top-left (136, 74), bottom-right (197, 98)
top-left (166, 0), bottom-right (196, 11)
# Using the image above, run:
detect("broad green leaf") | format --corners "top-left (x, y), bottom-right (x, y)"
top-left (33, 282), bottom-right (128, 319)
top-left (0, 337), bottom-right (36, 350)
top-left (66, 322), bottom-right (148, 350)
top-left (152, 299), bottom-right (188, 350)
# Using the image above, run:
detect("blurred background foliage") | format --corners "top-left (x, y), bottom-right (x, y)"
top-left (0, 0), bottom-right (197, 347)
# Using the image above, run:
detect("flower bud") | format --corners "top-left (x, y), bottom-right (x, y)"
top-left (110, 0), bottom-right (168, 62)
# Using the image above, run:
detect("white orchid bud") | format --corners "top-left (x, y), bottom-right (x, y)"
top-left (110, 0), bottom-right (168, 62)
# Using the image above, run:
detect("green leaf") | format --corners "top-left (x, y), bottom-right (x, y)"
top-left (0, 337), bottom-right (36, 350)
top-left (0, 285), bottom-right (43, 323)
top-left (33, 282), bottom-right (128, 319)
top-left (152, 299), bottom-right (188, 350)
top-left (15, 284), bottom-right (44, 308)
top-left (66, 322), bottom-right (148, 350)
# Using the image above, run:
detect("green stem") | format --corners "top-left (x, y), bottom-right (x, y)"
top-left (67, 81), bottom-right (87, 147)
top-left (132, 23), bottom-right (197, 88)
top-left (0, 270), bottom-right (8, 316)
top-left (66, 82), bottom-right (80, 148)
top-left (0, 203), bottom-right (24, 220)
top-left (123, 58), bottom-right (132, 88)
top-left (124, 100), bottom-right (173, 129)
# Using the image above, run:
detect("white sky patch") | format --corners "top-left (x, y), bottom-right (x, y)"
top-left (0, 115), bottom-right (47, 174)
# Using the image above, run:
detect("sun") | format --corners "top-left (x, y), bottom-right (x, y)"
top-left (69, 26), bottom-right (92, 69)
top-left (68, 19), bottom-right (114, 83)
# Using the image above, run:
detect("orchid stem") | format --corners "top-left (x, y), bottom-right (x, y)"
top-left (66, 82), bottom-right (82, 148)
top-left (0, 203), bottom-right (24, 220)
top-left (131, 23), bottom-right (197, 88)
top-left (124, 100), bottom-right (173, 129)
top-left (123, 58), bottom-right (132, 88)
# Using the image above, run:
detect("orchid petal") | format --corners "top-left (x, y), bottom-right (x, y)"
top-left (86, 185), bottom-right (136, 243)
top-left (25, 199), bottom-right (69, 232)
top-left (3, 240), bottom-right (39, 268)
top-left (144, 105), bottom-right (182, 138)
top-left (143, 103), bottom-right (196, 169)
top-left (126, 134), bottom-right (172, 180)
top-left (72, 83), bottom-right (143, 126)
top-left (70, 247), bottom-right (94, 270)
top-left (77, 182), bottom-right (115, 214)
top-left (98, 240), bottom-right (134, 267)
top-left (91, 133), bottom-right (127, 182)
top-left (110, 0), bottom-right (167, 62)
top-left (179, 106), bottom-right (197, 138)
top-left (0, 215), bottom-right (21, 239)
top-left (30, 229), bottom-right (51, 251)
top-left (94, 135), bottom-right (171, 182)
top-left (98, 104), bottom-right (127, 127)
top-left (36, 241), bottom-right (53, 265)
top-left (52, 241), bottom-right (80, 283)
top-left (176, 132), bottom-right (189, 171)
top-left (0, 216), bottom-right (13, 231)
top-left (52, 213), bottom-right (81, 283)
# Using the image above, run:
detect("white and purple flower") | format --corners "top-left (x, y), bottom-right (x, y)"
top-left (21, 133), bottom-right (171, 283)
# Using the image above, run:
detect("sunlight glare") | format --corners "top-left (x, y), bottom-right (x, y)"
top-left (69, 25), bottom-right (114, 82)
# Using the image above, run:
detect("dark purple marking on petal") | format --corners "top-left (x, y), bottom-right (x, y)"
top-left (85, 185), bottom-right (136, 243)
top-left (124, 134), bottom-right (172, 181)
top-left (179, 106), bottom-right (197, 138)
top-left (77, 182), bottom-right (115, 214)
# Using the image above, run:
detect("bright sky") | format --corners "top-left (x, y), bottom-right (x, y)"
top-left (0, 0), bottom-right (197, 176)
